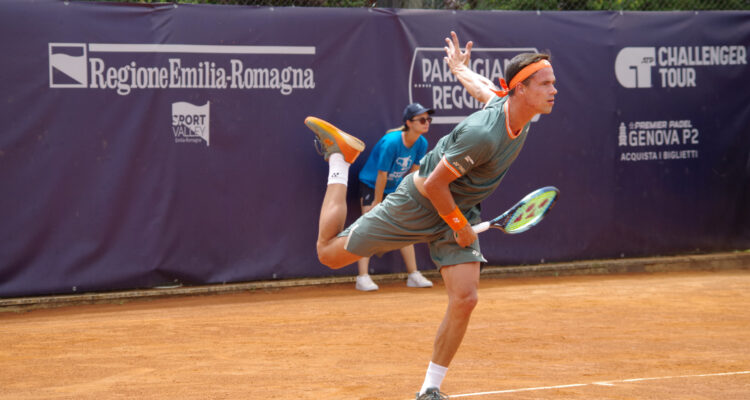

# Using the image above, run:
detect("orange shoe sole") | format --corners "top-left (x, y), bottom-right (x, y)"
top-left (304, 116), bottom-right (365, 164)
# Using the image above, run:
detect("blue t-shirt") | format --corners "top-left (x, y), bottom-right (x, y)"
top-left (359, 129), bottom-right (428, 194)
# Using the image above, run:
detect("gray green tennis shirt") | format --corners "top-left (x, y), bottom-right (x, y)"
top-left (418, 95), bottom-right (531, 212)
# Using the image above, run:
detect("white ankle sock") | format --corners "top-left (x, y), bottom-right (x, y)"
top-left (419, 361), bottom-right (448, 395)
top-left (327, 153), bottom-right (349, 186)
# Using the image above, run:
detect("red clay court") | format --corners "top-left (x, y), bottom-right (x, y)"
top-left (2, 255), bottom-right (748, 399)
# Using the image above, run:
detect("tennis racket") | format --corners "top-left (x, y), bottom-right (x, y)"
top-left (472, 186), bottom-right (559, 234)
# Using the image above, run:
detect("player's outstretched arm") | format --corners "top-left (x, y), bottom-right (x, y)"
top-left (444, 31), bottom-right (496, 105)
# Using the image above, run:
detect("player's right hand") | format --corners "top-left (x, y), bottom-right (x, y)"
top-left (453, 223), bottom-right (478, 247)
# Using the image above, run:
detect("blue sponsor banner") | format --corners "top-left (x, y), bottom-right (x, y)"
top-left (0, 1), bottom-right (748, 297)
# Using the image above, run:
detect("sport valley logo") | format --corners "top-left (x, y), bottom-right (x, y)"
top-left (172, 102), bottom-right (210, 146)
top-left (409, 46), bottom-right (538, 125)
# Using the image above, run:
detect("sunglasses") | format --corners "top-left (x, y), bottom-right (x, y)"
top-left (410, 117), bottom-right (432, 124)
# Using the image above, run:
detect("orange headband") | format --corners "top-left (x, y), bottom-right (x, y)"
top-left (491, 59), bottom-right (552, 97)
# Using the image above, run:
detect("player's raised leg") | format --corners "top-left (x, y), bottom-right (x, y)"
top-left (305, 117), bottom-right (366, 269)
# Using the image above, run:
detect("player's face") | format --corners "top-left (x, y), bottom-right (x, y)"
top-left (521, 67), bottom-right (557, 114)
top-left (408, 112), bottom-right (432, 135)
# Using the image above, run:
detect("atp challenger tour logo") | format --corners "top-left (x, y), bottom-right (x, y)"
top-left (48, 43), bottom-right (316, 96)
top-left (409, 46), bottom-right (539, 125)
top-left (615, 45), bottom-right (747, 88)
top-left (172, 102), bottom-right (210, 146)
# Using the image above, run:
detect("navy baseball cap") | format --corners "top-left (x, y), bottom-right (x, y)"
top-left (402, 103), bottom-right (435, 123)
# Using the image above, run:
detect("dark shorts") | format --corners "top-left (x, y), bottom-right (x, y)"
top-left (341, 173), bottom-right (487, 269)
top-left (359, 182), bottom-right (382, 207)
top-left (359, 182), bottom-right (399, 206)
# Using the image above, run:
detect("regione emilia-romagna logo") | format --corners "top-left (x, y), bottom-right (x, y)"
top-left (49, 43), bottom-right (88, 88)
top-left (409, 46), bottom-right (538, 125)
top-left (172, 102), bottom-right (210, 146)
top-left (48, 42), bottom-right (316, 95)
top-left (615, 45), bottom-right (747, 89)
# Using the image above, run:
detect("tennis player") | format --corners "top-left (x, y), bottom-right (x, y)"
top-left (306, 31), bottom-right (557, 399)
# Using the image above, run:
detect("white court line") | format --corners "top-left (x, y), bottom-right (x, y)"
top-left (450, 383), bottom-right (587, 398)
top-left (447, 371), bottom-right (750, 398)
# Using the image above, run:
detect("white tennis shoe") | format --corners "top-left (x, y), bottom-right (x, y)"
top-left (407, 271), bottom-right (433, 288)
top-left (355, 274), bottom-right (379, 291)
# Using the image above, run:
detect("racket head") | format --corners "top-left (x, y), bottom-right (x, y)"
top-left (491, 186), bottom-right (559, 234)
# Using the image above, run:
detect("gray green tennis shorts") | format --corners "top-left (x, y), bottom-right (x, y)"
top-left (339, 173), bottom-right (487, 269)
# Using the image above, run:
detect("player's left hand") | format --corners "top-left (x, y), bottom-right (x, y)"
top-left (444, 31), bottom-right (473, 73)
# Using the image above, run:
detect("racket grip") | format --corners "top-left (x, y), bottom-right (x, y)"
top-left (472, 221), bottom-right (490, 234)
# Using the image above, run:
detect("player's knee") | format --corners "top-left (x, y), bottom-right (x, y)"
top-left (316, 245), bottom-right (346, 270)
top-left (316, 250), bottom-right (337, 269)
top-left (317, 236), bottom-right (358, 269)
top-left (450, 290), bottom-right (478, 314)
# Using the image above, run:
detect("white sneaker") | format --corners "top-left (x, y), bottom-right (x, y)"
top-left (356, 275), bottom-right (379, 291)
top-left (407, 271), bottom-right (433, 288)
